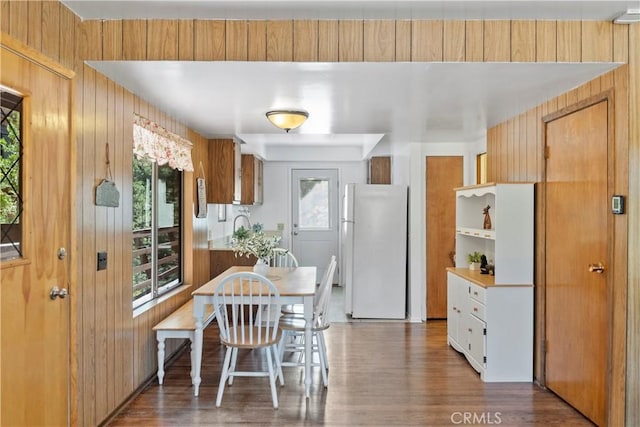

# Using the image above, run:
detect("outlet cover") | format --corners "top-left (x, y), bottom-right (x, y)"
top-left (277, 223), bottom-right (284, 231)
top-left (97, 252), bottom-right (107, 271)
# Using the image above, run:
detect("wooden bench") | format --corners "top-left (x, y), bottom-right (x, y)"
top-left (152, 299), bottom-right (216, 385)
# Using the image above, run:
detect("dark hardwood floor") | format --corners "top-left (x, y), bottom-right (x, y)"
top-left (107, 321), bottom-right (591, 426)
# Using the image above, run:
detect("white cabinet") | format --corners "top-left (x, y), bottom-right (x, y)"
top-left (447, 182), bottom-right (534, 382)
top-left (447, 271), bottom-right (533, 382)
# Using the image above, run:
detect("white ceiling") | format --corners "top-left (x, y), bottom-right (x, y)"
top-left (64, 1), bottom-right (637, 21)
top-left (72, 1), bottom-right (631, 161)
top-left (87, 61), bottom-right (620, 160)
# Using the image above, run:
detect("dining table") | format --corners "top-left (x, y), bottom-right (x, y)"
top-left (191, 265), bottom-right (317, 398)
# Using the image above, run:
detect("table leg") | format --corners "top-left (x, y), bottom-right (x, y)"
top-left (304, 295), bottom-right (313, 398)
top-left (193, 298), bottom-right (204, 397)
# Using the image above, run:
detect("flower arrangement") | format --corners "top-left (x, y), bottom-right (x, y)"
top-left (231, 223), bottom-right (281, 262)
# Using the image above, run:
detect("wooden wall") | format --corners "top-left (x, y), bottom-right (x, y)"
top-left (485, 25), bottom-right (637, 427)
top-left (1, 1), bottom-right (638, 425)
top-left (1, 2), bottom-right (211, 426)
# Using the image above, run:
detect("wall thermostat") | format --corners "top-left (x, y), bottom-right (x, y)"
top-left (612, 195), bottom-right (625, 214)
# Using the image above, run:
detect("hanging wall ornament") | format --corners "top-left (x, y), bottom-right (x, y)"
top-left (196, 161), bottom-right (207, 218)
top-left (95, 142), bottom-right (120, 207)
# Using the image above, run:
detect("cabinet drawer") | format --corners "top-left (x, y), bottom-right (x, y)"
top-left (469, 283), bottom-right (486, 304)
top-left (469, 299), bottom-right (486, 321)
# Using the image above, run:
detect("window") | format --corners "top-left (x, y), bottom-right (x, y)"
top-left (297, 178), bottom-right (330, 229)
top-left (132, 115), bottom-right (193, 308)
top-left (0, 89), bottom-right (24, 262)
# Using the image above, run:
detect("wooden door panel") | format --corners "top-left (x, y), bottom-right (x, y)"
top-left (1, 46), bottom-right (71, 426)
top-left (545, 101), bottom-right (608, 426)
top-left (426, 156), bottom-right (463, 319)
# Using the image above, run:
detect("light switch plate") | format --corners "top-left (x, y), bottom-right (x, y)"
top-left (97, 252), bottom-right (107, 270)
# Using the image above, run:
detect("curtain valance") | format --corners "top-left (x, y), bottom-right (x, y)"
top-left (133, 114), bottom-right (194, 171)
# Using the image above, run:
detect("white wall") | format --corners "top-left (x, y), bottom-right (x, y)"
top-left (406, 138), bottom-right (486, 322)
top-left (250, 160), bottom-right (367, 248)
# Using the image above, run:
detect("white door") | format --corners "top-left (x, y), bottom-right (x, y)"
top-left (291, 169), bottom-right (339, 283)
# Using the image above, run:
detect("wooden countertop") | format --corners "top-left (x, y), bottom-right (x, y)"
top-left (446, 267), bottom-right (533, 288)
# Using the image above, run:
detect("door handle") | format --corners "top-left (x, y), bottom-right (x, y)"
top-left (588, 262), bottom-right (605, 274)
top-left (50, 286), bottom-right (68, 300)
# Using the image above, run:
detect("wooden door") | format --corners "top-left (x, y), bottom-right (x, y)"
top-left (545, 100), bottom-right (609, 426)
top-left (426, 156), bottom-right (463, 319)
top-left (1, 44), bottom-right (73, 426)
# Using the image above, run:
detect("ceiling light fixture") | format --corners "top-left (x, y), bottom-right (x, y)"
top-left (613, 9), bottom-right (640, 24)
top-left (266, 110), bottom-right (309, 133)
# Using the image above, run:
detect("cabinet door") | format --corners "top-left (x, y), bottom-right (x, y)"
top-left (254, 158), bottom-right (263, 205)
top-left (369, 156), bottom-right (391, 184)
top-left (240, 154), bottom-right (255, 204)
top-left (447, 272), bottom-right (467, 351)
top-left (467, 314), bottom-right (486, 366)
top-left (447, 275), bottom-right (459, 344)
top-left (233, 140), bottom-right (242, 203)
top-left (208, 138), bottom-right (236, 203)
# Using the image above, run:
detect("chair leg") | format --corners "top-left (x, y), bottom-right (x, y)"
top-left (278, 330), bottom-right (286, 360)
top-left (156, 336), bottom-right (166, 385)
top-left (228, 347), bottom-right (238, 386)
top-left (317, 332), bottom-right (328, 387)
top-left (272, 344), bottom-right (284, 386)
top-left (265, 347), bottom-right (278, 408)
top-left (216, 346), bottom-right (233, 407)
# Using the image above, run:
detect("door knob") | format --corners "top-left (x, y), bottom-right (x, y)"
top-left (588, 262), bottom-right (605, 274)
top-left (50, 286), bottom-right (68, 300)
top-left (293, 231), bottom-right (298, 236)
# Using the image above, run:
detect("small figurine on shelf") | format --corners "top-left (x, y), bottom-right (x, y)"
top-left (480, 254), bottom-right (489, 274)
top-left (483, 205), bottom-right (492, 230)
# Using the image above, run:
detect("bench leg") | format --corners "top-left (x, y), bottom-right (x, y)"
top-left (189, 336), bottom-right (195, 385)
top-left (157, 336), bottom-right (166, 385)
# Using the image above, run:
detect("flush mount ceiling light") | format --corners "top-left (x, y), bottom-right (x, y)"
top-left (613, 9), bottom-right (640, 24)
top-left (265, 110), bottom-right (309, 133)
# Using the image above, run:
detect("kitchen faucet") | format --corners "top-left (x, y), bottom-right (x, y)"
top-left (233, 214), bottom-right (251, 234)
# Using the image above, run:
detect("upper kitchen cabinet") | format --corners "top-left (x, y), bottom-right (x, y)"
top-left (208, 138), bottom-right (241, 204)
top-left (240, 154), bottom-right (264, 205)
top-left (369, 156), bottom-right (391, 184)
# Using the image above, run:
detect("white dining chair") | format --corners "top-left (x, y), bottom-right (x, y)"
top-left (278, 256), bottom-right (337, 387)
top-left (281, 255), bottom-right (334, 316)
top-left (213, 272), bottom-right (283, 408)
top-left (270, 248), bottom-right (298, 268)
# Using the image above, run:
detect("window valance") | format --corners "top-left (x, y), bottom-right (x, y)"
top-left (133, 114), bottom-right (194, 171)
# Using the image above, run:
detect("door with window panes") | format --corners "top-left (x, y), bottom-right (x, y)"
top-left (1, 46), bottom-right (72, 426)
top-left (291, 169), bottom-right (339, 283)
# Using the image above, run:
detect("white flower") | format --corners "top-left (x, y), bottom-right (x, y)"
top-left (231, 229), bottom-right (281, 261)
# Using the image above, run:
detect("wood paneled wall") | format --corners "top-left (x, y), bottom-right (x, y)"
top-left (56, 18), bottom-right (627, 65)
top-left (2, 2), bottom-right (211, 426)
top-left (2, 1), bottom-right (638, 425)
top-left (485, 26), bottom-right (636, 426)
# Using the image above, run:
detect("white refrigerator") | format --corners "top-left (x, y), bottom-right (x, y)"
top-left (341, 183), bottom-right (407, 319)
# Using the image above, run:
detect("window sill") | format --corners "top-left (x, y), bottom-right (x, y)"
top-left (133, 283), bottom-right (192, 319)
